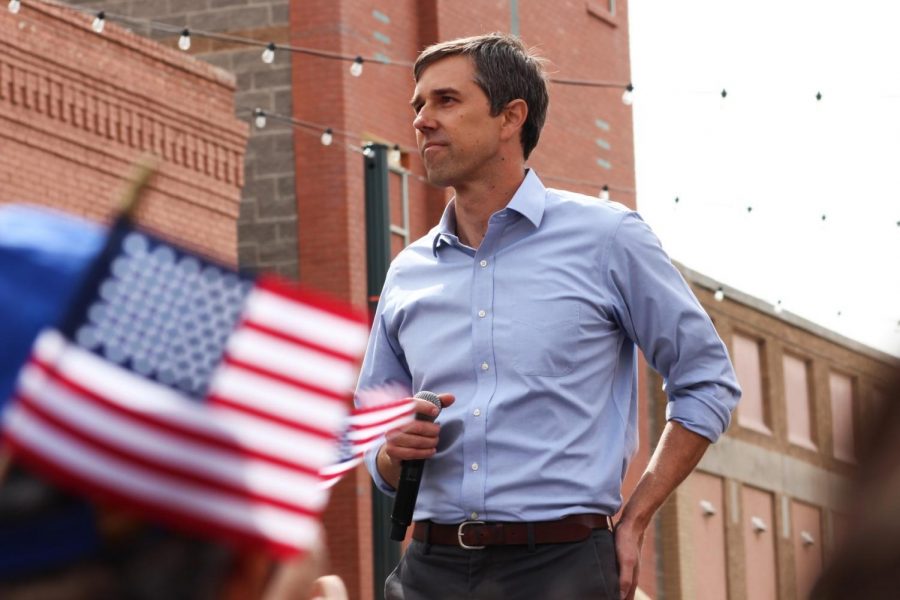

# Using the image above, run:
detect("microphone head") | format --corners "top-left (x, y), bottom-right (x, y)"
top-left (413, 390), bottom-right (442, 420)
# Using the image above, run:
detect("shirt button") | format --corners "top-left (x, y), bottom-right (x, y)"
top-left (479, 259), bottom-right (488, 268)
top-left (473, 408), bottom-right (481, 417)
top-left (471, 463), bottom-right (479, 471)
top-left (471, 512), bottom-right (479, 520)
top-left (478, 310), bottom-right (486, 318)
top-left (481, 362), bottom-right (489, 371)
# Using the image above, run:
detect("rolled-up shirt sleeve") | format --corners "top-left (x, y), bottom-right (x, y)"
top-left (604, 212), bottom-right (741, 442)
top-left (357, 268), bottom-right (411, 495)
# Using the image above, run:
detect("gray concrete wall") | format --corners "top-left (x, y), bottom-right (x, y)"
top-left (65, 0), bottom-right (299, 278)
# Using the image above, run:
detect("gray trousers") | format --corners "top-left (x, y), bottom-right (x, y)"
top-left (385, 529), bottom-right (620, 600)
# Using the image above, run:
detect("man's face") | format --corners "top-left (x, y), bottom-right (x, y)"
top-left (410, 55), bottom-right (505, 187)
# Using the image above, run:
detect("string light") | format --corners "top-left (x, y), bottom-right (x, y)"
top-left (8, 0), bottom-right (20, 14)
top-left (253, 108), bottom-right (267, 129)
top-left (178, 29), bottom-right (191, 51)
top-left (714, 287), bottom-right (725, 302)
top-left (57, 5), bottom-right (635, 90)
top-left (774, 300), bottom-right (784, 314)
top-left (91, 11), bottom-right (106, 33)
top-left (599, 185), bottom-right (610, 201)
top-left (320, 128), bottom-right (333, 146)
top-left (58, 3), bottom-right (869, 103)
top-left (621, 83), bottom-right (634, 106)
top-left (261, 42), bottom-right (276, 64)
top-left (350, 56), bottom-right (364, 77)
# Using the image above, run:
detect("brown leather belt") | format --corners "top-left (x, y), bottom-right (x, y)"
top-left (412, 514), bottom-right (611, 549)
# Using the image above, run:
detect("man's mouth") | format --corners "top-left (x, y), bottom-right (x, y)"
top-left (422, 142), bottom-right (447, 153)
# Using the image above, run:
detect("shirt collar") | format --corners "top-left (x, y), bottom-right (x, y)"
top-left (431, 169), bottom-right (547, 256)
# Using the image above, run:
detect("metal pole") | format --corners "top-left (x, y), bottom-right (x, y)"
top-left (363, 142), bottom-right (400, 599)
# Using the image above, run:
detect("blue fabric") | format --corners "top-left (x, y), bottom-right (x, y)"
top-left (359, 170), bottom-right (741, 522)
top-left (0, 500), bottom-right (98, 574)
top-left (0, 205), bottom-right (103, 407)
top-left (0, 204), bottom-right (103, 576)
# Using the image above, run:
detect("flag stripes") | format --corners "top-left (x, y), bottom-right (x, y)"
top-left (317, 395), bottom-right (417, 488)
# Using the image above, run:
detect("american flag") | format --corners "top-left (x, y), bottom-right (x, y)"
top-left (319, 384), bottom-right (416, 488)
top-left (1, 219), bottom-right (369, 558)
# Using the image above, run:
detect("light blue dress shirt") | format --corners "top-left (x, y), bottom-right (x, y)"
top-left (359, 170), bottom-right (740, 523)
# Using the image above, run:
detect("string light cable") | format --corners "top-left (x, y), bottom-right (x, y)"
top-left (243, 108), bottom-right (629, 197)
top-left (15, 0), bottom-right (634, 93)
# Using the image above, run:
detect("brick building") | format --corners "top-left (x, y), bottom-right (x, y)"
top-left (655, 265), bottom-right (898, 600)
top-left (0, 1), bottom-right (247, 262)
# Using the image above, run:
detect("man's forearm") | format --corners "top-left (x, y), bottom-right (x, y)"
top-left (620, 421), bottom-right (711, 529)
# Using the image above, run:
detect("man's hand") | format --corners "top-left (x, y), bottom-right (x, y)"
top-left (376, 393), bottom-right (455, 489)
top-left (614, 422), bottom-right (711, 600)
top-left (614, 517), bottom-right (645, 600)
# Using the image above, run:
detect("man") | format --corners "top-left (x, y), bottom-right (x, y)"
top-left (359, 34), bottom-right (740, 600)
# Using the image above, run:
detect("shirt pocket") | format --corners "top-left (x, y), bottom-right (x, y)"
top-left (510, 300), bottom-right (581, 377)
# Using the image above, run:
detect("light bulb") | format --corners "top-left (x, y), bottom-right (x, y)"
top-left (362, 146), bottom-right (375, 158)
top-left (8, 0), bottom-right (21, 14)
top-left (599, 185), bottom-right (610, 201)
top-left (261, 43), bottom-right (276, 64)
top-left (714, 287), bottom-right (725, 302)
top-left (92, 11), bottom-right (105, 33)
top-left (350, 56), bottom-right (363, 77)
top-left (253, 109), bottom-right (266, 129)
top-left (320, 128), bottom-right (334, 146)
top-left (621, 83), bottom-right (633, 106)
top-left (774, 300), bottom-right (783, 314)
top-left (178, 29), bottom-right (191, 51)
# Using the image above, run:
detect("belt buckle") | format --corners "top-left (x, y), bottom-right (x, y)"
top-left (457, 520), bottom-right (486, 550)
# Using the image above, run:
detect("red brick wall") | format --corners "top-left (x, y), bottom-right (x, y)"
top-left (0, 2), bottom-right (246, 263)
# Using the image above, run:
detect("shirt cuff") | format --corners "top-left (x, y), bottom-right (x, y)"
top-left (666, 386), bottom-right (736, 443)
top-left (364, 442), bottom-right (397, 497)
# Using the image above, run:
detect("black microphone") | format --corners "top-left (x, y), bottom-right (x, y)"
top-left (389, 390), bottom-right (442, 541)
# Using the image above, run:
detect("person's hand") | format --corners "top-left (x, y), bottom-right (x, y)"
top-left (383, 393), bottom-right (455, 464)
top-left (613, 517), bottom-right (645, 600)
top-left (262, 532), bottom-right (328, 600)
top-left (376, 393), bottom-right (454, 487)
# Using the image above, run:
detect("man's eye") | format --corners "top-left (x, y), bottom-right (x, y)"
top-left (441, 96), bottom-right (455, 103)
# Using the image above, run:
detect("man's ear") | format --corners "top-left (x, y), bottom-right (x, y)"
top-left (499, 99), bottom-right (528, 143)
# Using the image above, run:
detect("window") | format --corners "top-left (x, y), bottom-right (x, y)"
top-left (733, 333), bottom-right (771, 434)
top-left (829, 372), bottom-right (856, 462)
top-left (782, 353), bottom-right (816, 449)
top-left (586, 0), bottom-right (617, 25)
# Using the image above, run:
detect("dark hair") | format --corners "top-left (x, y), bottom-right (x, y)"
top-left (414, 33), bottom-right (549, 160)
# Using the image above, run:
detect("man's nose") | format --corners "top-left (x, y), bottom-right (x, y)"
top-left (413, 108), bottom-right (435, 132)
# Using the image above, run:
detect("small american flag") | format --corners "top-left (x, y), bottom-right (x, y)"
top-left (1, 219), bottom-right (369, 558)
top-left (319, 384), bottom-right (416, 488)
